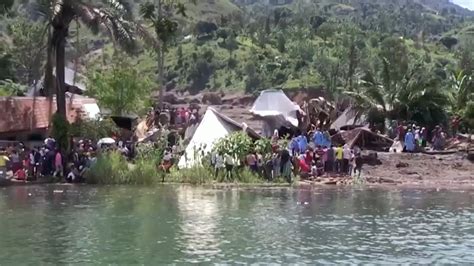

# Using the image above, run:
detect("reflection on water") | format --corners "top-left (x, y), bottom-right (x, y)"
top-left (0, 185), bottom-right (473, 264)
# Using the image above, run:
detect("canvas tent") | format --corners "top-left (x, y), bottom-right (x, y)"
top-left (331, 128), bottom-right (393, 150)
top-left (331, 107), bottom-right (368, 131)
top-left (178, 107), bottom-right (259, 169)
top-left (250, 89), bottom-right (300, 137)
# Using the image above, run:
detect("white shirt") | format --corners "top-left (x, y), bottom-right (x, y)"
top-left (215, 154), bottom-right (224, 168)
top-left (224, 154), bottom-right (234, 165)
top-left (343, 147), bottom-right (352, 160)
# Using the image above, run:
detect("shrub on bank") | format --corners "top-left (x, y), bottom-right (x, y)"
top-left (85, 152), bottom-right (158, 185)
top-left (167, 165), bottom-right (265, 184)
top-left (167, 165), bottom-right (215, 185)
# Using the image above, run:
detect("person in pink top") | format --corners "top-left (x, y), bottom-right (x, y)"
top-left (54, 149), bottom-right (63, 177)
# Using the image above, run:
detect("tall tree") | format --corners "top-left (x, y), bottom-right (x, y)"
top-left (7, 17), bottom-right (46, 85)
top-left (0, 0), bottom-right (13, 14)
top-left (87, 56), bottom-right (152, 116)
top-left (140, 0), bottom-right (195, 108)
top-left (36, 0), bottom-right (144, 119)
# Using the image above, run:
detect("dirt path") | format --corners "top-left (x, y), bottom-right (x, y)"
top-left (362, 152), bottom-right (474, 189)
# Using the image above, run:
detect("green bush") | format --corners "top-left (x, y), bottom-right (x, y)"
top-left (86, 152), bottom-right (158, 185)
top-left (234, 168), bottom-right (261, 183)
top-left (167, 165), bottom-right (215, 184)
top-left (127, 159), bottom-right (158, 185)
top-left (69, 117), bottom-right (119, 142)
top-left (213, 132), bottom-right (253, 162)
top-left (135, 140), bottom-right (167, 166)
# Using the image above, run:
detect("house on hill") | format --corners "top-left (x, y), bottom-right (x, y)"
top-left (28, 67), bottom-right (87, 96)
top-left (0, 96), bottom-right (99, 141)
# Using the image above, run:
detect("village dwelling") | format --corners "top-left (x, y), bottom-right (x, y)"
top-left (0, 96), bottom-right (99, 142)
top-left (178, 107), bottom-right (260, 169)
top-left (250, 89), bottom-right (301, 137)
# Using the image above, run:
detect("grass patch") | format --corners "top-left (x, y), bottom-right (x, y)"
top-left (166, 164), bottom-right (289, 185)
top-left (85, 152), bottom-right (159, 185)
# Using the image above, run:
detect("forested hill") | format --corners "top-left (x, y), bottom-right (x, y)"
top-left (0, 0), bottom-right (473, 128)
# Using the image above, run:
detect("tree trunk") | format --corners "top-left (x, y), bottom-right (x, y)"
top-left (44, 29), bottom-right (55, 97)
top-left (55, 28), bottom-right (68, 118)
top-left (158, 46), bottom-right (165, 108)
top-left (156, 0), bottom-right (165, 108)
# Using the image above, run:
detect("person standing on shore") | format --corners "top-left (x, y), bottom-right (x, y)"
top-left (297, 133), bottom-right (308, 155)
top-left (0, 149), bottom-right (9, 179)
top-left (224, 153), bottom-right (234, 180)
top-left (421, 127), bottom-right (428, 148)
top-left (353, 150), bottom-right (363, 178)
top-left (214, 153), bottom-right (224, 177)
top-left (335, 145), bottom-right (343, 174)
top-left (271, 149), bottom-right (281, 180)
top-left (343, 144), bottom-right (352, 175)
top-left (10, 149), bottom-right (21, 174)
top-left (246, 152), bottom-right (258, 172)
top-left (271, 130), bottom-right (279, 145)
top-left (54, 149), bottom-right (63, 177)
top-left (404, 129), bottom-right (415, 152)
top-left (313, 128), bottom-right (324, 147)
top-left (280, 149), bottom-right (292, 183)
top-left (325, 145), bottom-right (335, 175)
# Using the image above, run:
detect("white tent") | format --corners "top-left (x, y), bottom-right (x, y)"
top-left (178, 107), bottom-right (259, 169)
top-left (250, 89), bottom-right (300, 136)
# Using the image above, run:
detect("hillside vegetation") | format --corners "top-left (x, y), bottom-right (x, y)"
top-left (0, 0), bottom-right (473, 130)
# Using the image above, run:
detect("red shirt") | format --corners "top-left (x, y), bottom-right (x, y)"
top-left (304, 151), bottom-right (313, 166)
top-left (15, 169), bottom-right (26, 180)
top-left (299, 159), bottom-right (310, 173)
top-left (398, 125), bottom-right (405, 139)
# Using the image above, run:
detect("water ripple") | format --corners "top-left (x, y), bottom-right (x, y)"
top-left (0, 186), bottom-right (473, 264)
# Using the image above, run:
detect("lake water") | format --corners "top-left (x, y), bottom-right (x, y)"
top-left (0, 185), bottom-right (473, 264)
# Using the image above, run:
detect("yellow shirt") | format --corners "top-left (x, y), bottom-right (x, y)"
top-left (0, 155), bottom-right (9, 167)
top-left (335, 147), bottom-right (343, 160)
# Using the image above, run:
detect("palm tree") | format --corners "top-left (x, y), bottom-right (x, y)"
top-left (346, 59), bottom-right (451, 128)
top-left (35, 0), bottom-right (145, 119)
top-left (448, 70), bottom-right (473, 113)
top-left (140, 0), bottom-right (194, 108)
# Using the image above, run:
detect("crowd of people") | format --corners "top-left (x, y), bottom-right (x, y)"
top-left (208, 128), bottom-right (364, 183)
top-left (207, 119), bottom-right (456, 183)
top-left (0, 111), bottom-right (463, 185)
top-left (390, 121), bottom-right (449, 152)
top-left (0, 138), bottom-right (103, 183)
top-left (152, 106), bottom-right (200, 128)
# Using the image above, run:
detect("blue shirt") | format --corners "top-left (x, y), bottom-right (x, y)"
top-left (297, 135), bottom-right (308, 152)
top-left (313, 131), bottom-right (324, 146)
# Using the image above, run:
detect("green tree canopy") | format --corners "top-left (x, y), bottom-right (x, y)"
top-left (87, 57), bottom-right (152, 116)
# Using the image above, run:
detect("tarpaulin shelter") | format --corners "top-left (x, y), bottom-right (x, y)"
top-left (178, 107), bottom-right (259, 169)
top-left (250, 89), bottom-right (300, 137)
top-left (110, 115), bottom-right (138, 131)
top-left (331, 107), bottom-right (368, 131)
top-left (331, 128), bottom-right (393, 150)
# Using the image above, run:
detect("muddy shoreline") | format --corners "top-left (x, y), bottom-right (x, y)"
top-left (2, 153), bottom-right (472, 189)
top-left (298, 152), bottom-right (474, 190)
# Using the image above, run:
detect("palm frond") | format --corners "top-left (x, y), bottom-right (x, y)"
top-left (135, 22), bottom-right (159, 49)
top-left (139, 2), bottom-right (156, 21)
top-left (33, 0), bottom-right (63, 21)
top-left (73, 4), bottom-right (100, 34)
top-left (73, 3), bottom-right (136, 53)
top-left (103, 0), bottom-right (132, 19)
top-left (53, 0), bottom-right (64, 18)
